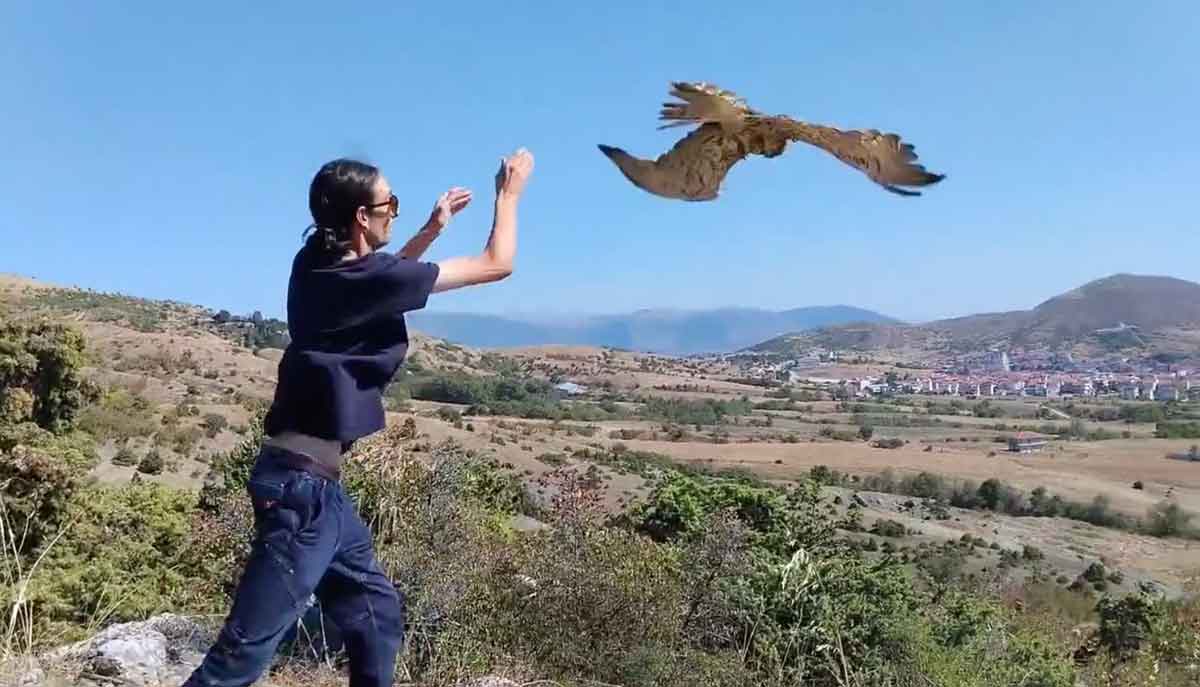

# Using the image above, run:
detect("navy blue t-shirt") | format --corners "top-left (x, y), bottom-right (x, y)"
top-left (263, 242), bottom-right (440, 445)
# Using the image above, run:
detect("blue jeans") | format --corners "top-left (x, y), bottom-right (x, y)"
top-left (183, 446), bottom-right (405, 687)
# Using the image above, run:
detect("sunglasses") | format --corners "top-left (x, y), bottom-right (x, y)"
top-left (366, 193), bottom-right (399, 219)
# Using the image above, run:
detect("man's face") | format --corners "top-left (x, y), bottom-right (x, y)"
top-left (361, 176), bottom-right (398, 249)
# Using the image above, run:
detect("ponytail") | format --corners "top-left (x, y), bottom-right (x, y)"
top-left (303, 158), bottom-right (380, 256)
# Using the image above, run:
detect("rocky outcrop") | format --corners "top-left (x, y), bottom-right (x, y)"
top-left (6, 613), bottom-right (215, 686)
top-left (3, 612), bottom-right (523, 687)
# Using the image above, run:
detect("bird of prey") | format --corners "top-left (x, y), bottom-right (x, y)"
top-left (597, 81), bottom-right (945, 201)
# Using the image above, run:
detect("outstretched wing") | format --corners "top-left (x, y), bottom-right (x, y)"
top-left (773, 118), bottom-right (945, 196)
top-left (657, 81), bottom-right (759, 131)
top-left (597, 123), bottom-right (751, 201)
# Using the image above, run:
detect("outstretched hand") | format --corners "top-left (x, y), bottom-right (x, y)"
top-left (427, 187), bottom-right (472, 232)
top-left (495, 148), bottom-right (534, 198)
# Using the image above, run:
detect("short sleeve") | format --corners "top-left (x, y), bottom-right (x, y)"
top-left (375, 254), bottom-right (440, 314)
top-left (292, 249), bottom-right (441, 337)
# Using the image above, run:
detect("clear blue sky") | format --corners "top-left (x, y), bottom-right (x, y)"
top-left (2, 2), bottom-right (1197, 324)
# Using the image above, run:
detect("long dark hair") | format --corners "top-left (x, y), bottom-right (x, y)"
top-left (303, 158), bottom-right (380, 254)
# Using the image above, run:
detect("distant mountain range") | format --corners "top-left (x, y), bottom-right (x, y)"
top-left (407, 306), bottom-right (900, 355)
top-left (750, 274), bottom-right (1200, 359)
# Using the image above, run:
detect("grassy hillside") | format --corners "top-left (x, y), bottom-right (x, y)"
top-left (749, 273), bottom-right (1200, 359)
top-left (0, 275), bottom-right (491, 490)
top-left (3, 273), bottom-right (1200, 686)
top-left (1026, 273), bottom-right (1200, 340)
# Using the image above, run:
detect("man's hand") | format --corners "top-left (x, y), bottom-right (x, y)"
top-left (495, 148), bottom-right (534, 198)
top-left (397, 187), bottom-right (471, 259)
top-left (433, 147), bottom-right (532, 293)
top-left (426, 187), bottom-right (472, 233)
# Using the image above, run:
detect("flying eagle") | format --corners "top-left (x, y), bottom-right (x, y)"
top-left (597, 81), bottom-right (945, 201)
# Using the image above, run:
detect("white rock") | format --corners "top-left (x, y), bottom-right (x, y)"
top-left (462, 679), bottom-right (520, 687)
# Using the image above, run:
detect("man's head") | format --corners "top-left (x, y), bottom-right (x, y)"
top-left (308, 158), bottom-right (398, 253)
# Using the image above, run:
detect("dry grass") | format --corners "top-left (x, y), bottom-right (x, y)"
top-left (1, 495), bottom-right (63, 663)
top-left (609, 436), bottom-right (1200, 515)
top-left (0, 492), bottom-right (80, 684)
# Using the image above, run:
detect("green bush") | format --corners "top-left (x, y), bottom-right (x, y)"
top-left (818, 426), bottom-right (860, 441)
top-left (111, 445), bottom-right (138, 466)
top-left (0, 319), bottom-right (92, 432)
top-left (1096, 592), bottom-right (1164, 658)
top-left (1082, 561), bottom-right (1107, 583)
top-left (198, 411), bottom-right (264, 509)
top-left (0, 388), bottom-right (34, 425)
top-left (398, 371), bottom-right (627, 424)
top-left (1120, 404), bottom-right (1165, 424)
top-left (201, 412), bottom-right (228, 438)
top-left (870, 519), bottom-right (908, 538)
top-left (638, 396), bottom-right (753, 426)
top-left (137, 449), bottom-right (164, 475)
top-left (1144, 500), bottom-right (1196, 537)
top-left (0, 422), bottom-right (98, 556)
top-left (9, 482), bottom-right (197, 644)
top-left (1154, 420), bottom-right (1200, 438)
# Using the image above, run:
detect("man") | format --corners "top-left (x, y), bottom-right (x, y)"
top-left (183, 147), bottom-right (534, 687)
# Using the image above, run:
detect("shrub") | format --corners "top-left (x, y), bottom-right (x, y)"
top-left (0, 423), bottom-right (98, 556)
top-left (1144, 500), bottom-right (1196, 537)
top-left (819, 426), bottom-right (860, 442)
top-left (1095, 592), bottom-right (1164, 658)
top-left (0, 320), bottom-right (91, 432)
top-left (165, 425), bottom-right (204, 454)
top-left (998, 549), bottom-right (1021, 568)
top-left (111, 446), bottom-right (138, 466)
top-left (202, 412), bottom-right (228, 438)
top-left (399, 416), bottom-right (418, 438)
top-left (137, 449), bottom-right (164, 475)
top-left (199, 412), bottom-right (264, 509)
top-left (871, 519), bottom-right (908, 538)
top-left (0, 388), bottom-right (34, 425)
top-left (1083, 562), bottom-right (1107, 583)
top-left (15, 482), bottom-right (198, 643)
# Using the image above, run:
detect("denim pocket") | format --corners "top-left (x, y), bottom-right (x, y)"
top-left (246, 473), bottom-right (306, 574)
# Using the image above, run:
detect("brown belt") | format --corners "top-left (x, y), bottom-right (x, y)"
top-left (264, 446), bottom-right (341, 482)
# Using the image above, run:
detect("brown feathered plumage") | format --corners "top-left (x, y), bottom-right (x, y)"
top-left (598, 81), bottom-right (945, 201)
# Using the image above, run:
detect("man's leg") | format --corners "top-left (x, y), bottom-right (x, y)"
top-left (315, 488), bottom-right (405, 687)
top-left (184, 468), bottom-right (339, 687)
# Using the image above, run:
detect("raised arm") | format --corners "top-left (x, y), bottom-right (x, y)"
top-left (432, 148), bottom-right (533, 293)
top-left (397, 187), bottom-right (472, 260)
